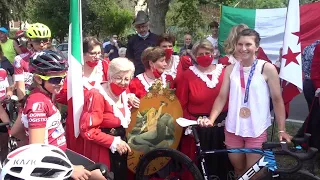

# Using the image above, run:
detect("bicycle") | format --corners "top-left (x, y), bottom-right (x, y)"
top-left (135, 118), bottom-right (320, 180)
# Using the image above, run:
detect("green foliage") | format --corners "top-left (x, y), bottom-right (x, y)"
top-left (230, 0), bottom-right (286, 9)
top-left (172, 0), bottom-right (204, 36)
top-left (25, 0), bottom-right (133, 41)
top-left (87, 0), bottom-right (133, 36)
top-left (0, 0), bottom-right (27, 27)
top-left (26, 0), bottom-right (69, 42)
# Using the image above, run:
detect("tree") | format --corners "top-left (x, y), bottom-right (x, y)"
top-left (230, 0), bottom-right (286, 8)
top-left (87, 0), bottom-right (133, 37)
top-left (0, 0), bottom-right (27, 28)
top-left (147, 0), bottom-right (171, 35)
top-left (25, 0), bottom-right (133, 41)
top-left (26, 0), bottom-right (69, 42)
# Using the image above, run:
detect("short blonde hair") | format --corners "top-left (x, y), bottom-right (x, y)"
top-left (107, 57), bottom-right (135, 79)
top-left (223, 24), bottom-right (249, 55)
top-left (192, 39), bottom-right (214, 56)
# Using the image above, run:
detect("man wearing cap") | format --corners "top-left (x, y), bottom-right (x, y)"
top-left (0, 27), bottom-right (22, 64)
top-left (126, 11), bottom-right (158, 76)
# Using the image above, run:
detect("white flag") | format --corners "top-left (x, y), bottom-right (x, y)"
top-left (279, 0), bottom-right (303, 91)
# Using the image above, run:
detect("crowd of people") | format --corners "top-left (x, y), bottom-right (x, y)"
top-left (0, 9), bottom-right (319, 180)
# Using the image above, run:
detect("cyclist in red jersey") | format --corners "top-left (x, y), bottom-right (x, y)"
top-left (13, 23), bottom-right (52, 100)
top-left (9, 23), bottom-right (54, 141)
top-left (22, 50), bottom-right (105, 180)
top-left (0, 47), bottom-right (11, 125)
top-left (0, 67), bottom-right (10, 124)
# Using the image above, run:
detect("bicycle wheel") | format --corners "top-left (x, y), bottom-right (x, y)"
top-left (135, 148), bottom-right (203, 180)
top-left (277, 170), bottom-right (320, 180)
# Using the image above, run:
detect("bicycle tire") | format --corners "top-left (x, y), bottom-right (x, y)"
top-left (135, 148), bottom-right (204, 180)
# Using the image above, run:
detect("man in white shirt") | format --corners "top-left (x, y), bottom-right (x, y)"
top-left (206, 21), bottom-right (220, 64)
top-left (206, 21), bottom-right (219, 47)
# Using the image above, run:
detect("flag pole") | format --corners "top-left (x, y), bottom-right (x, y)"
top-left (271, 0), bottom-right (290, 142)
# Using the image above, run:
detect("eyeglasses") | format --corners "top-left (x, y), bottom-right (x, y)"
top-left (113, 36), bottom-right (118, 39)
top-left (31, 38), bottom-right (49, 44)
top-left (112, 76), bottom-right (131, 84)
top-left (36, 73), bottom-right (67, 84)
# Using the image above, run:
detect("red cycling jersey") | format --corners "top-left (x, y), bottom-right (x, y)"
top-left (0, 68), bottom-right (9, 101)
top-left (13, 51), bottom-right (34, 94)
top-left (21, 88), bottom-right (67, 151)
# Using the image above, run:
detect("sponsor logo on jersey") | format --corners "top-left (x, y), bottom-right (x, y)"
top-left (28, 117), bottom-right (47, 122)
top-left (57, 136), bottom-right (66, 146)
top-left (32, 102), bottom-right (44, 112)
top-left (28, 113), bottom-right (46, 118)
top-left (52, 125), bottom-right (64, 139)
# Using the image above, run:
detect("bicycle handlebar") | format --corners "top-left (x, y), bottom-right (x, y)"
top-left (85, 163), bottom-right (114, 180)
top-left (262, 134), bottom-right (318, 174)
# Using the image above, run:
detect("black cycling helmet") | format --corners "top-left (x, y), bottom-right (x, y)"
top-left (30, 50), bottom-right (68, 74)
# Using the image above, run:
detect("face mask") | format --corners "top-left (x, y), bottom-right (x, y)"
top-left (86, 61), bottom-right (98, 68)
top-left (165, 48), bottom-right (173, 60)
top-left (138, 32), bottom-right (150, 39)
top-left (113, 39), bottom-right (117, 43)
top-left (152, 68), bottom-right (163, 79)
top-left (196, 55), bottom-right (214, 67)
top-left (110, 82), bottom-right (127, 96)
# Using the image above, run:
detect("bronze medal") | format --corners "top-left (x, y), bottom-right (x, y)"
top-left (239, 107), bottom-right (251, 118)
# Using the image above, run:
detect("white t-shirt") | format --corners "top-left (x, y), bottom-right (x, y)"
top-left (207, 36), bottom-right (218, 47)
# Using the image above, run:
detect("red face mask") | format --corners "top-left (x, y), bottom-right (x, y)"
top-left (196, 55), bottom-right (213, 67)
top-left (152, 68), bottom-right (163, 79)
top-left (86, 61), bottom-right (99, 68)
top-left (110, 82), bottom-right (127, 96)
top-left (165, 48), bottom-right (173, 60)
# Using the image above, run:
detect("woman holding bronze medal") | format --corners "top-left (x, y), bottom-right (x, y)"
top-left (175, 39), bottom-right (232, 180)
top-left (198, 29), bottom-right (292, 179)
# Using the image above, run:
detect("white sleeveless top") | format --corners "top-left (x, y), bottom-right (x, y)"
top-left (226, 60), bottom-right (271, 138)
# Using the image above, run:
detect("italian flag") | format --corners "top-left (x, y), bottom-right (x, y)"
top-left (218, 2), bottom-right (320, 62)
top-left (68, 0), bottom-right (84, 137)
top-left (218, 5), bottom-right (287, 62)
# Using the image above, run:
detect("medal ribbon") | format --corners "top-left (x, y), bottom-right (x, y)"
top-left (240, 60), bottom-right (258, 104)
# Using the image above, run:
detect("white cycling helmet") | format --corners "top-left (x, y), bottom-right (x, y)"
top-left (0, 144), bottom-right (73, 180)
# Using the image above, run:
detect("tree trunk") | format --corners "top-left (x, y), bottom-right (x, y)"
top-left (147, 0), bottom-right (170, 35)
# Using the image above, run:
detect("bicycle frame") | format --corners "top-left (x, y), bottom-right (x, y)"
top-left (192, 127), bottom-right (277, 180)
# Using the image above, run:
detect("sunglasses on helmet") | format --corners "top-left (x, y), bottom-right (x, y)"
top-left (36, 73), bottom-right (67, 84)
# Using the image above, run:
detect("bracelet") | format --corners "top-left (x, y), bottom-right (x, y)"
top-left (279, 130), bottom-right (285, 133)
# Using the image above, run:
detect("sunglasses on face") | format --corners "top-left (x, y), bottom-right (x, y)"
top-left (31, 38), bottom-right (49, 44)
top-left (36, 73), bottom-right (67, 84)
